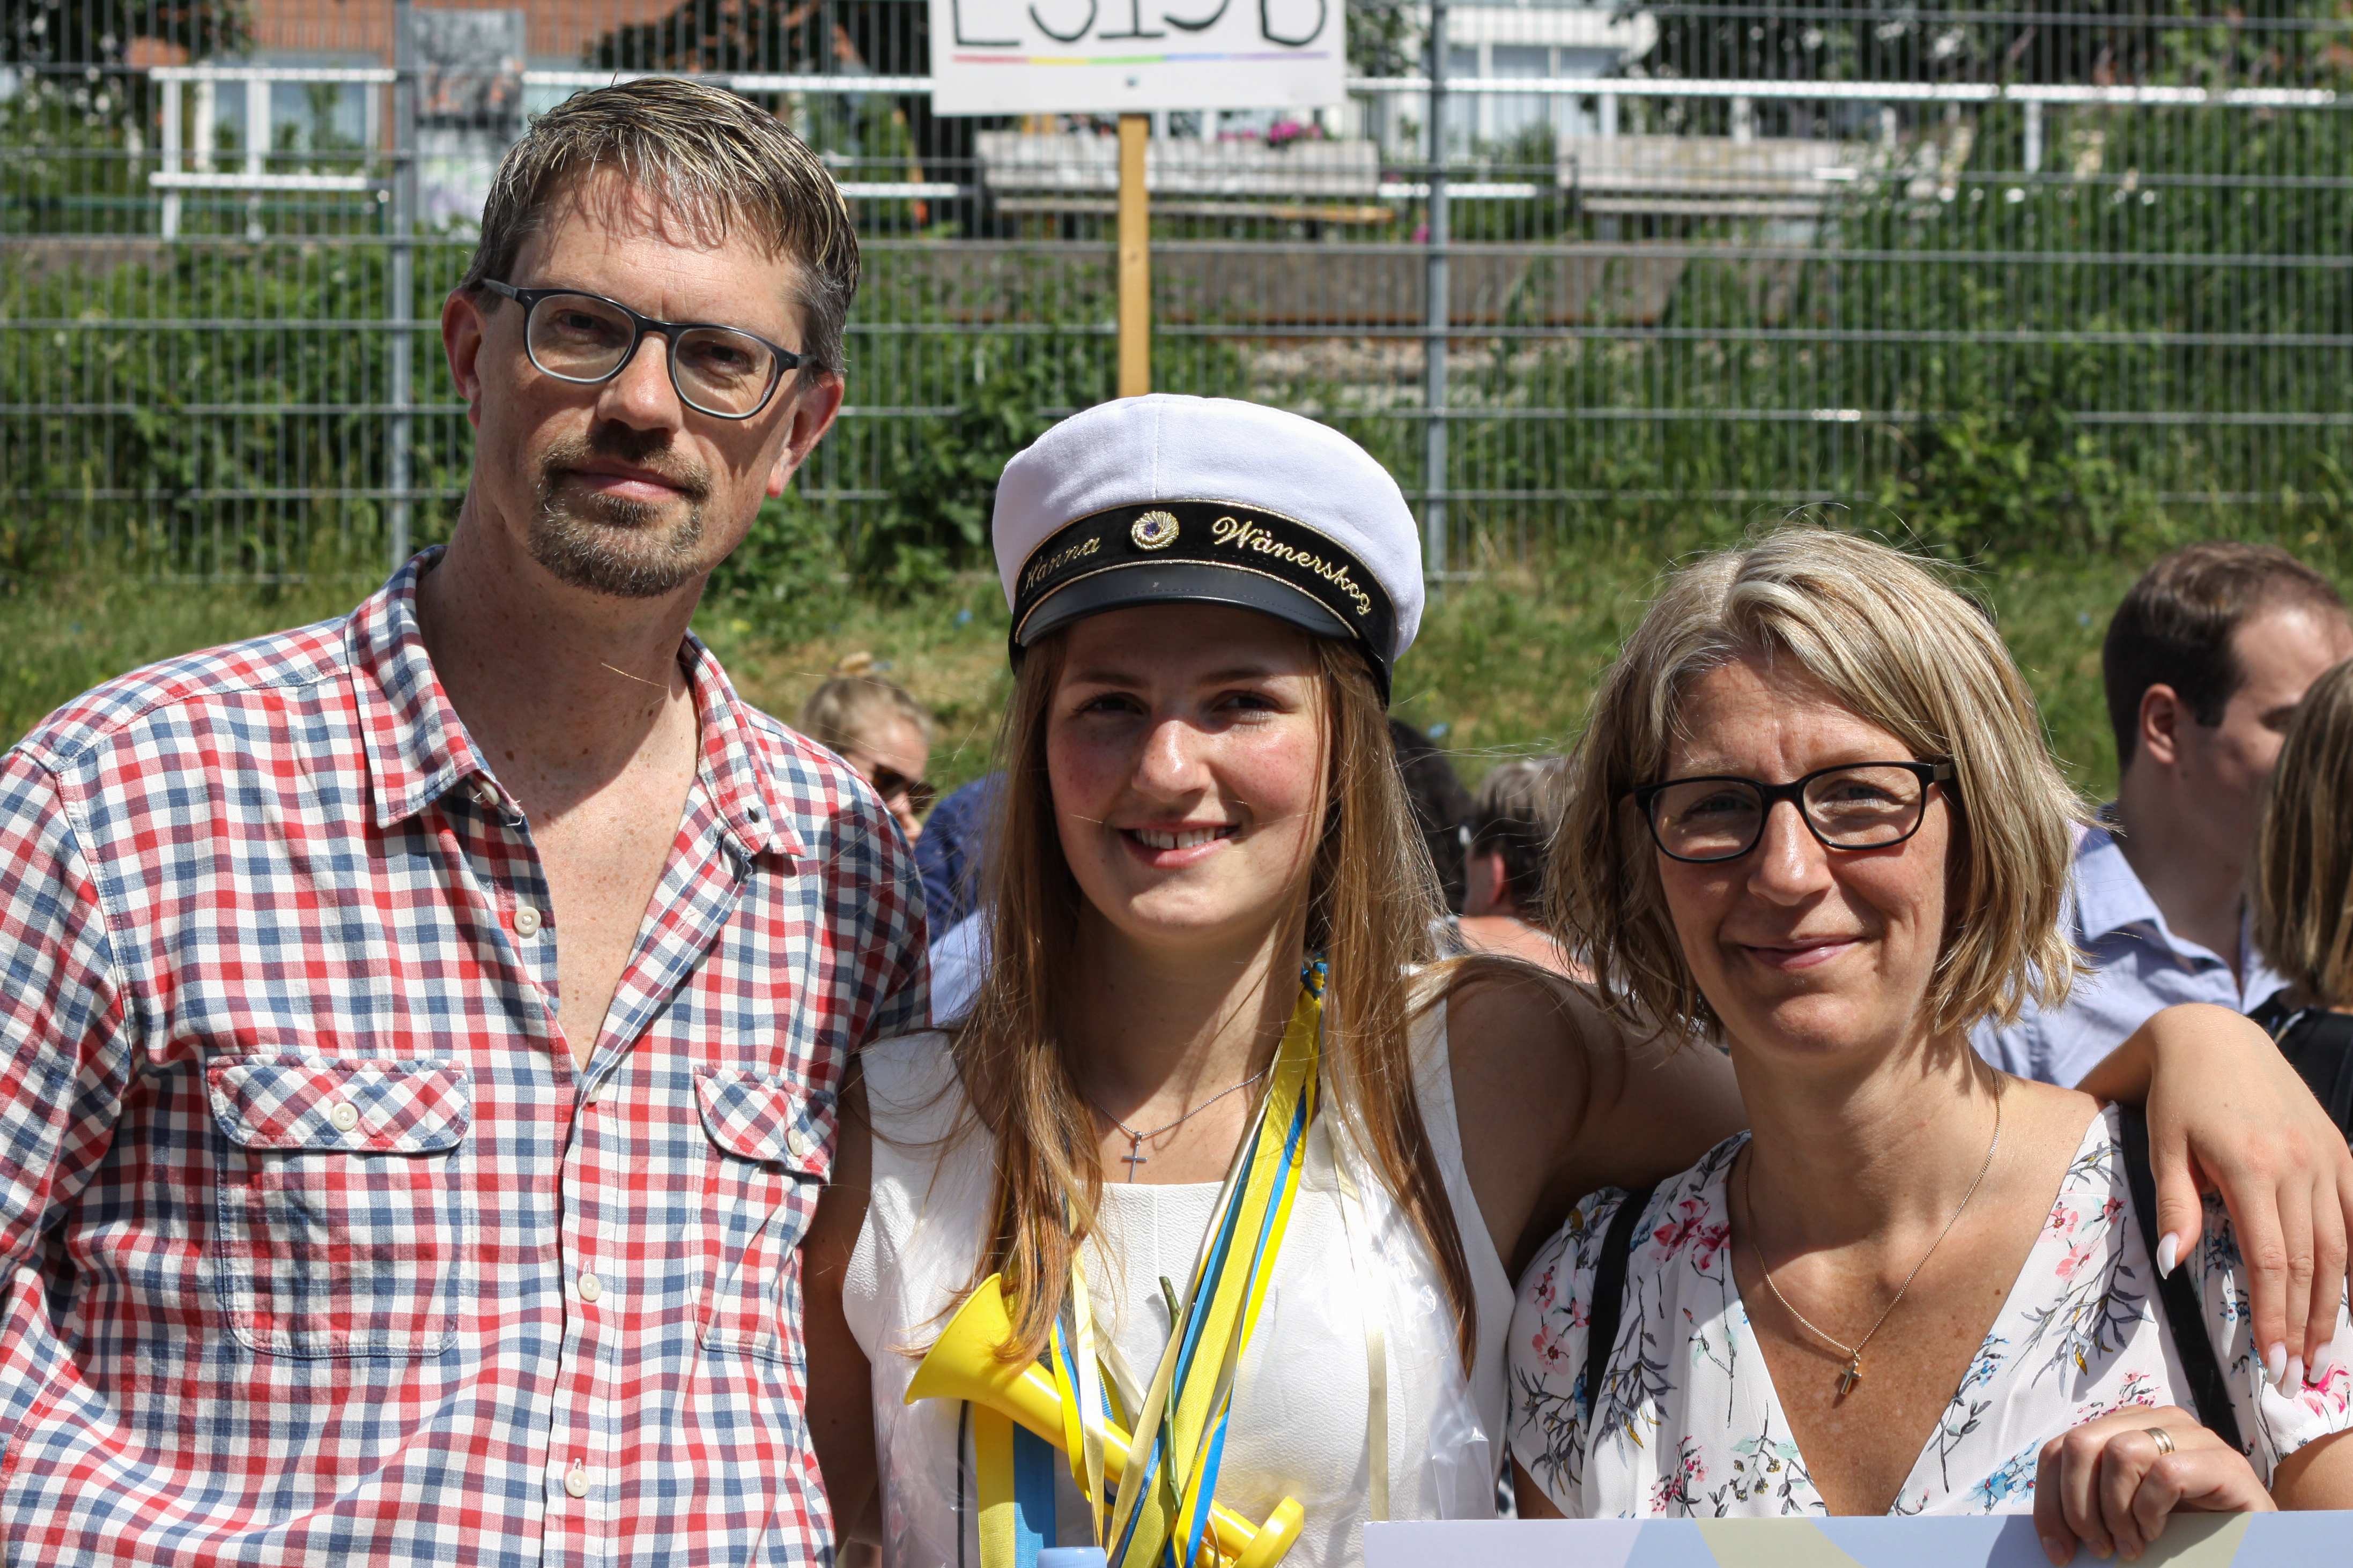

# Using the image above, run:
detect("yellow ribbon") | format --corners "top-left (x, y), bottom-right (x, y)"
top-left (1102, 974), bottom-right (1323, 1568)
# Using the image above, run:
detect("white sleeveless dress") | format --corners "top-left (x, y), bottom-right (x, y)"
top-left (842, 1000), bottom-right (1514, 1567)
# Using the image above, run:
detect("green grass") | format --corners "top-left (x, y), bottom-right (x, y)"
top-left (5, 538), bottom-right (2339, 805)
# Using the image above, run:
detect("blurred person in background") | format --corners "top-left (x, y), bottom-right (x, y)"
top-left (1392, 717), bottom-right (1474, 913)
top-left (797, 653), bottom-right (936, 846)
top-left (1456, 756), bottom-right (1582, 977)
top-left (2251, 657), bottom-right (2353, 1143)
top-left (1975, 543), bottom-right (2353, 1087)
top-left (916, 770), bottom-right (1003, 931)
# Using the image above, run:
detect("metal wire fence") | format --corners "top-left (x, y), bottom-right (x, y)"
top-left (3, 1), bottom-right (2350, 582)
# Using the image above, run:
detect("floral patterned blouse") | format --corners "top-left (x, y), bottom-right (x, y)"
top-left (1507, 1108), bottom-right (2353, 1517)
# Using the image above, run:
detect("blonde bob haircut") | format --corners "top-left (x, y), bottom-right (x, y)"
top-left (1552, 529), bottom-right (2087, 1043)
top-left (2252, 657), bottom-right (2353, 1008)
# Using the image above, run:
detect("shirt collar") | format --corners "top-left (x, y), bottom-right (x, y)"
top-left (679, 631), bottom-right (801, 861)
top-left (350, 549), bottom-right (487, 829)
top-left (348, 548), bottom-right (801, 861)
top-left (2070, 820), bottom-right (2169, 946)
top-left (2072, 815), bottom-right (2287, 1003)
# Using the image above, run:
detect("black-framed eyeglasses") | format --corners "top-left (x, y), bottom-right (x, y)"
top-left (477, 279), bottom-right (805, 420)
top-left (1632, 761), bottom-right (1955, 865)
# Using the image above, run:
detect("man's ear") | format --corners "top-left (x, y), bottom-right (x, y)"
top-left (1464, 849), bottom-right (1511, 919)
top-left (767, 372), bottom-right (847, 498)
top-left (2138, 682), bottom-right (2188, 770)
top-left (443, 288), bottom-right (489, 430)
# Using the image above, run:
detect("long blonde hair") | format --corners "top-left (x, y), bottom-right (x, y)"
top-left (950, 630), bottom-right (1477, 1370)
top-left (2253, 656), bottom-right (2353, 1008)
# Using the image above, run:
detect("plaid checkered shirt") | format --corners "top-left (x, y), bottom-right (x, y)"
top-left (0, 552), bottom-right (928, 1565)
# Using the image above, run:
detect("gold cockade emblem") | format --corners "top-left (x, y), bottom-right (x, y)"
top-left (1130, 510), bottom-right (1180, 550)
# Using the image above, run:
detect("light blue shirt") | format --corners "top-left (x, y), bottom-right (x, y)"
top-left (1971, 820), bottom-right (2287, 1088)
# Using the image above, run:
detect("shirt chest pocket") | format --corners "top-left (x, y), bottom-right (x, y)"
top-left (206, 1057), bottom-right (473, 1358)
top-left (697, 1067), bottom-right (832, 1366)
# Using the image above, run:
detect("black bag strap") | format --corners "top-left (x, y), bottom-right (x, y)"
top-left (1585, 1180), bottom-right (1661, 1420)
top-left (2119, 1104), bottom-right (2247, 1453)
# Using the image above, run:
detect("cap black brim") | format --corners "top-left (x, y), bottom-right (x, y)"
top-left (1017, 561), bottom-right (1353, 648)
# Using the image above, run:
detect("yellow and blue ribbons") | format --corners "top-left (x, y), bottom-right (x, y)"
top-left (972, 965), bottom-right (1327, 1568)
top-left (1101, 964), bottom-right (1325, 1568)
top-left (975, 1407), bottom-right (1059, 1568)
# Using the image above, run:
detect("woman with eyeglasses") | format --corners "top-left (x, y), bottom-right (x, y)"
top-left (797, 659), bottom-right (937, 845)
top-left (1506, 532), bottom-right (2353, 1552)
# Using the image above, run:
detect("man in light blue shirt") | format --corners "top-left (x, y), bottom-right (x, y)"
top-left (1975, 543), bottom-right (2352, 1084)
top-left (1973, 821), bottom-right (2288, 1086)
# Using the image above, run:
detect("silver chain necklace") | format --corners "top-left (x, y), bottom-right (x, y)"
top-left (1087, 1065), bottom-right (1272, 1181)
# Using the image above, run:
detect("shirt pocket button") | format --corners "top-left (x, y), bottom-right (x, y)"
top-left (329, 1102), bottom-right (360, 1133)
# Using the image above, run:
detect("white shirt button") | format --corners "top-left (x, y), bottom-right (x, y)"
top-left (564, 1462), bottom-right (591, 1498)
top-left (472, 780), bottom-right (502, 811)
top-left (513, 905), bottom-right (543, 938)
top-left (578, 1273), bottom-right (603, 1303)
top-left (785, 1124), bottom-right (817, 1160)
top-left (329, 1102), bottom-right (360, 1132)
top-left (584, 1083), bottom-right (605, 1106)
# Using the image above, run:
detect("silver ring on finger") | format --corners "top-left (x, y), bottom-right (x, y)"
top-left (2143, 1427), bottom-right (2177, 1457)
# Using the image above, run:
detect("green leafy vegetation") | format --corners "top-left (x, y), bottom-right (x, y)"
top-left (6, 533), bottom-right (2320, 808)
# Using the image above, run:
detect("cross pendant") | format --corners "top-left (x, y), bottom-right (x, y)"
top-left (1836, 1357), bottom-right (1864, 1397)
top-left (1120, 1136), bottom-right (1148, 1180)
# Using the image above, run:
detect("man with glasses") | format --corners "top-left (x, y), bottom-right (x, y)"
top-left (0, 79), bottom-right (924, 1565)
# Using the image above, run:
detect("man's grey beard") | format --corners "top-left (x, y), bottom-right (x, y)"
top-left (530, 430), bottom-right (714, 600)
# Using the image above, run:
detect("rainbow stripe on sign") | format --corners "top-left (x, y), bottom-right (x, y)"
top-left (952, 49), bottom-right (1333, 64)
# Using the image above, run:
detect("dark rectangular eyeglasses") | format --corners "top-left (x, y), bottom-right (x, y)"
top-left (478, 279), bottom-right (805, 420)
top-left (1633, 761), bottom-right (1955, 864)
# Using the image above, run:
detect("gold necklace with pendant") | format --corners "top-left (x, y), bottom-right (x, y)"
top-left (1742, 1087), bottom-right (2003, 1398)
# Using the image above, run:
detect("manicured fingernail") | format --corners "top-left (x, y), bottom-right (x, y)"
top-left (2267, 1342), bottom-right (2290, 1386)
top-left (2289, 1354), bottom-right (2308, 1390)
top-left (2041, 1536), bottom-right (2070, 1566)
top-left (2156, 1232), bottom-right (2180, 1276)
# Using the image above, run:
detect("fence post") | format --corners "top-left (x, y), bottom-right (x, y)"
top-left (1423, 0), bottom-right (1449, 584)
top-left (1117, 113), bottom-right (1151, 398)
top-left (388, 0), bottom-right (416, 572)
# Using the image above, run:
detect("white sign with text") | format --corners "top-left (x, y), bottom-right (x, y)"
top-left (927, 0), bottom-right (1344, 116)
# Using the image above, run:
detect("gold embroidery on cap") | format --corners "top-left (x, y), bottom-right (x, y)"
top-left (1209, 515), bottom-right (1375, 618)
top-left (1130, 510), bottom-right (1180, 551)
top-left (1020, 534), bottom-right (1102, 593)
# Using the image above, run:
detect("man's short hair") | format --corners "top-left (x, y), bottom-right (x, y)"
top-left (460, 78), bottom-right (859, 378)
top-left (1467, 756), bottom-right (1565, 919)
top-left (2102, 543), bottom-right (2346, 770)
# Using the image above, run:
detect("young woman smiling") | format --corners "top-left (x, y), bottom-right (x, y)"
top-left (802, 402), bottom-right (2353, 1567)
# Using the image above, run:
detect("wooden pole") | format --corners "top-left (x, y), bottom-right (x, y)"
top-left (1116, 113), bottom-right (1151, 398)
